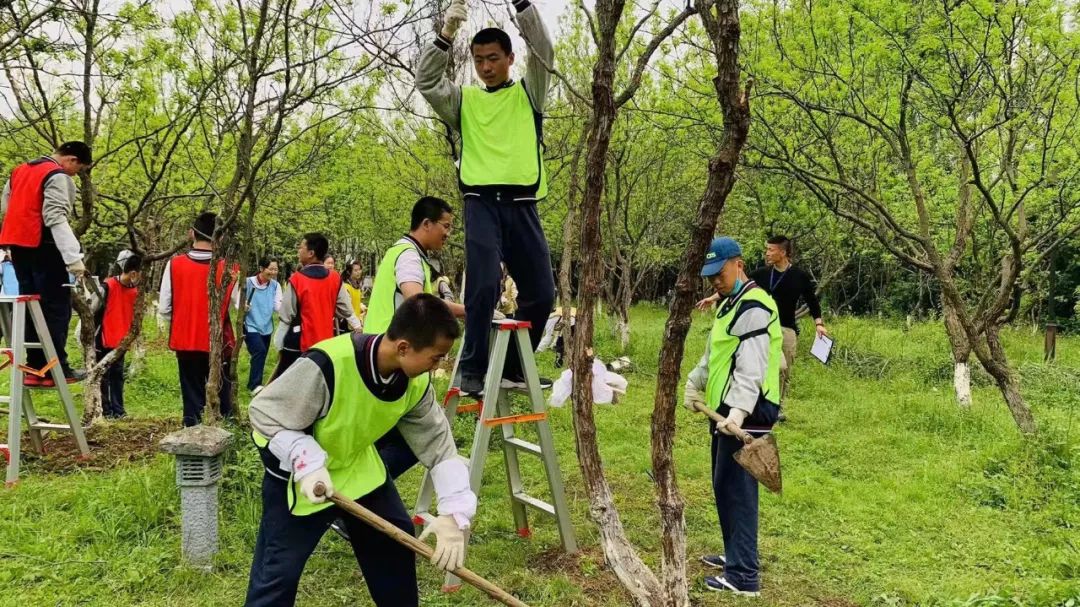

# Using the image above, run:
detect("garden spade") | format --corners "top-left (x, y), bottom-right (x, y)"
top-left (693, 402), bottom-right (782, 494)
top-left (313, 483), bottom-right (531, 607)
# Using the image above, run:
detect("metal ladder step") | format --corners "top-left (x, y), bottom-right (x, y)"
top-left (504, 437), bottom-right (542, 456)
top-left (511, 492), bottom-right (555, 517)
top-left (30, 422), bottom-right (79, 432)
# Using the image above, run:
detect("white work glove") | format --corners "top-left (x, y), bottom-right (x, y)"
top-left (683, 379), bottom-right (706, 413)
top-left (441, 0), bottom-right (468, 39)
top-left (717, 408), bottom-right (748, 436)
top-left (66, 259), bottom-right (86, 278)
top-left (298, 467), bottom-right (334, 504)
top-left (492, 309), bottom-right (507, 321)
top-left (419, 515), bottom-right (466, 571)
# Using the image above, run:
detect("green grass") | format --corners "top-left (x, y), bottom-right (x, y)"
top-left (1, 309), bottom-right (1078, 606)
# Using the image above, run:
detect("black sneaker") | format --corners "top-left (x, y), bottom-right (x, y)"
top-left (459, 374), bottom-right (485, 397)
top-left (329, 518), bottom-right (350, 541)
top-left (700, 554), bottom-right (726, 569)
top-left (500, 374), bottom-right (553, 390)
top-left (704, 575), bottom-right (759, 597)
top-left (63, 367), bottom-right (87, 384)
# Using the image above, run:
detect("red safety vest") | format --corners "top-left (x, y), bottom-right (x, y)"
top-left (100, 277), bottom-right (139, 349)
top-left (290, 269), bottom-right (342, 351)
top-left (168, 254), bottom-right (236, 353)
top-left (0, 158), bottom-right (67, 248)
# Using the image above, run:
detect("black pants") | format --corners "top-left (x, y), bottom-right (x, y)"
top-left (176, 351), bottom-right (233, 427)
top-left (9, 244), bottom-right (72, 371)
top-left (95, 347), bottom-right (126, 418)
top-left (271, 349), bottom-right (301, 381)
top-left (460, 194), bottom-right (554, 379)
top-left (245, 473), bottom-right (418, 607)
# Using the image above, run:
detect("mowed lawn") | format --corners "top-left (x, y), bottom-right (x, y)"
top-left (1, 307), bottom-right (1078, 606)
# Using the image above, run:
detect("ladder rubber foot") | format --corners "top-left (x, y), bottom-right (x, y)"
top-left (441, 584), bottom-right (462, 594)
top-left (517, 527), bottom-right (532, 538)
top-left (4, 480), bottom-right (18, 489)
top-left (412, 515), bottom-right (425, 525)
top-left (75, 453), bottom-right (92, 461)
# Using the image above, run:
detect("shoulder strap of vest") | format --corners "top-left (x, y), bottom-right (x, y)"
top-left (726, 299), bottom-right (773, 340)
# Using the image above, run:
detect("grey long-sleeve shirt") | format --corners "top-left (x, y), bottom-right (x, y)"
top-left (687, 299), bottom-right (773, 415)
top-left (415, 0), bottom-right (553, 133)
top-left (1, 157), bottom-right (84, 265)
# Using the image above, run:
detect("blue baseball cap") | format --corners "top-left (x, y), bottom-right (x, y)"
top-left (700, 236), bottom-right (742, 277)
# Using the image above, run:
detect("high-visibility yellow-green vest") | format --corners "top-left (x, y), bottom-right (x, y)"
top-left (459, 81), bottom-right (548, 200)
top-left (252, 334), bottom-right (431, 516)
top-left (705, 286), bottom-right (783, 411)
top-left (364, 240), bottom-right (433, 334)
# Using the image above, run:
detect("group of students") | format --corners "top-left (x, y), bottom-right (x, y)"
top-left (0, 0), bottom-right (830, 601)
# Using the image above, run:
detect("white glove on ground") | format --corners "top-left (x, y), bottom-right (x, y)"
top-left (683, 379), bottom-right (706, 413)
top-left (419, 515), bottom-right (466, 571)
top-left (298, 467), bottom-right (333, 504)
top-left (441, 0), bottom-right (468, 38)
top-left (717, 408), bottom-right (748, 436)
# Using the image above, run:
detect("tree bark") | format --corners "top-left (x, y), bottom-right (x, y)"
top-left (651, 2), bottom-right (750, 604)
top-left (942, 300), bottom-right (972, 408)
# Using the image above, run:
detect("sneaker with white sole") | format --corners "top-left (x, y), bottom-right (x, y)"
top-left (704, 575), bottom-right (760, 597)
top-left (500, 374), bottom-right (553, 391)
top-left (700, 554), bottom-right (726, 569)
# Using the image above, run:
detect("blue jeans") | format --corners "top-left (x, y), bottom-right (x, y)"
top-left (244, 331), bottom-right (271, 391)
top-left (245, 473), bottom-right (418, 607)
top-left (459, 194), bottom-right (554, 379)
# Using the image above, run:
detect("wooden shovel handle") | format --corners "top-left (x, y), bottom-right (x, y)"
top-left (692, 402), bottom-right (753, 444)
top-left (313, 483), bottom-right (531, 607)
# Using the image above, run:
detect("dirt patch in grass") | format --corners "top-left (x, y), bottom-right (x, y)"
top-left (530, 546), bottom-right (629, 602)
top-left (12, 417), bottom-right (180, 475)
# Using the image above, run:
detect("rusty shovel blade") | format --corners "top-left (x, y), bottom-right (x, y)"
top-left (734, 432), bottom-right (782, 494)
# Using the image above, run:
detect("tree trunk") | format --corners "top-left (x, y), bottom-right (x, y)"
top-left (980, 323), bottom-right (1036, 433)
top-left (943, 300), bottom-right (973, 408)
top-left (651, 2), bottom-right (751, 603)
top-left (569, 0), bottom-right (664, 602)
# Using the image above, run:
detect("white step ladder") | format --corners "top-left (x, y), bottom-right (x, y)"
top-left (0, 294), bottom-right (90, 486)
top-left (413, 319), bottom-right (577, 592)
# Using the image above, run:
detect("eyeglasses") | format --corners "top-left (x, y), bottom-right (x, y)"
top-left (435, 220), bottom-right (454, 233)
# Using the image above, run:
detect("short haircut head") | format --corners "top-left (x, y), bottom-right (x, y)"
top-left (386, 293), bottom-right (461, 349)
top-left (258, 256), bottom-right (277, 270)
top-left (410, 196), bottom-right (454, 231)
top-left (120, 253), bottom-right (143, 274)
top-left (302, 232), bottom-right (329, 260)
top-left (767, 235), bottom-right (792, 257)
top-left (192, 212), bottom-right (217, 242)
top-left (56, 141), bottom-right (92, 165)
top-left (471, 28), bottom-right (512, 55)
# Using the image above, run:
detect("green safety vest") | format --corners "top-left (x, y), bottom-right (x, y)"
top-left (364, 240), bottom-right (433, 334)
top-left (459, 81), bottom-right (548, 200)
top-left (705, 286), bottom-right (783, 411)
top-left (252, 334), bottom-right (431, 516)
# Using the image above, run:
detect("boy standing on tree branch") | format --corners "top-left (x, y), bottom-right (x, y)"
top-left (416, 0), bottom-right (556, 396)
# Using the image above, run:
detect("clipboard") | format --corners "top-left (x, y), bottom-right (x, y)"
top-left (810, 334), bottom-right (833, 365)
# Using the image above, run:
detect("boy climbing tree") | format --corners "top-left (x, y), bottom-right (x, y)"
top-left (416, 0), bottom-right (556, 396)
top-left (245, 294), bottom-right (476, 607)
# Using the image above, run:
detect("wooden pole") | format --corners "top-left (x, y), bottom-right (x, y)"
top-left (313, 484), bottom-right (531, 607)
top-left (1045, 323), bottom-right (1058, 362)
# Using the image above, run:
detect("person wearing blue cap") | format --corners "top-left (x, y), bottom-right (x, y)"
top-left (683, 236), bottom-right (783, 596)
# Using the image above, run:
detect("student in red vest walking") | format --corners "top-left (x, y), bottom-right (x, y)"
top-left (157, 212), bottom-right (238, 426)
top-left (272, 233), bottom-right (362, 378)
top-left (0, 142), bottom-right (92, 385)
top-left (93, 250), bottom-right (143, 419)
